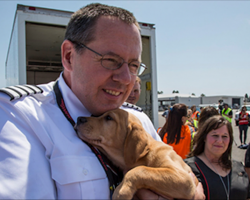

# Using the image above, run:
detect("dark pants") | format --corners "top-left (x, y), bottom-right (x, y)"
top-left (239, 124), bottom-right (248, 144)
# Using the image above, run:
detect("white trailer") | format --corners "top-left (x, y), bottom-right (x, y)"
top-left (5, 4), bottom-right (158, 127)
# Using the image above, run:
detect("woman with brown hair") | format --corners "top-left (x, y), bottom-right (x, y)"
top-left (185, 115), bottom-right (249, 200)
top-left (198, 106), bottom-right (219, 129)
top-left (159, 103), bottom-right (191, 159)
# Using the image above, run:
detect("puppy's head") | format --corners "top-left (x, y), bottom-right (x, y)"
top-left (75, 109), bottom-right (148, 170)
top-left (75, 109), bottom-right (136, 168)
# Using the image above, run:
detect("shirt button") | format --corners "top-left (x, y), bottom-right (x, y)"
top-left (82, 169), bottom-right (88, 175)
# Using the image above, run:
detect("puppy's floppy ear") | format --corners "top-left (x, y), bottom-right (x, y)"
top-left (124, 121), bottom-right (149, 167)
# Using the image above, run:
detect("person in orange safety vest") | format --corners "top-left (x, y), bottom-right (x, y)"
top-left (158, 103), bottom-right (191, 159)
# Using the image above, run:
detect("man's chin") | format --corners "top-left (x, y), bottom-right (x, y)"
top-left (126, 99), bottom-right (135, 104)
top-left (94, 103), bottom-right (124, 116)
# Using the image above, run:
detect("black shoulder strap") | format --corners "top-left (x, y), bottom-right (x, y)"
top-left (53, 81), bottom-right (123, 199)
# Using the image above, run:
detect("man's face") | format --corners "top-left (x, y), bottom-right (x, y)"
top-left (65, 16), bottom-right (142, 116)
top-left (224, 105), bottom-right (228, 109)
top-left (126, 81), bottom-right (141, 105)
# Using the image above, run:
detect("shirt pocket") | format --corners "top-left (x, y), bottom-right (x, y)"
top-left (50, 155), bottom-right (109, 199)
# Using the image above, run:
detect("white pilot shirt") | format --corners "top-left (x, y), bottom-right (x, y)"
top-left (0, 73), bottom-right (161, 199)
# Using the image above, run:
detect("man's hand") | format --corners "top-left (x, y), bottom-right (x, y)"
top-left (134, 189), bottom-right (173, 200)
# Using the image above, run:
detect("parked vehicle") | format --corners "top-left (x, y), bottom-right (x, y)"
top-left (199, 104), bottom-right (219, 111)
top-left (233, 103), bottom-right (240, 109)
top-left (235, 105), bottom-right (250, 126)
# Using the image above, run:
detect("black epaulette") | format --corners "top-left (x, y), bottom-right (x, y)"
top-left (122, 102), bottom-right (143, 112)
top-left (0, 85), bottom-right (43, 101)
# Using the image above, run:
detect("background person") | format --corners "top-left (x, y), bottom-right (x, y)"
top-left (186, 108), bottom-right (195, 129)
top-left (191, 105), bottom-right (200, 129)
top-left (0, 3), bottom-right (204, 200)
top-left (185, 115), bottom-right (249, 200)
top-left (238, 106), bottom-right (249, 149)
top-left (186, 108), bottom-right (195, 128)
top-left (185, 108), bottom-right (196, 151)
top-left (200, 106), bottom-right (204, 113)
top-left (221, 103), bottom-right (232, 123)
top-left (159, 103), bottom-right (191, 159)
top-left (244, 145), bottom-right (250, 180)
top-left (189, 106), bottom-right (219, 151)
top-left (198, 106), bottom-right (220, 129)
top-left (126, 76), bottom-right (141, 105)
top-left (191, 105), bottom-right (200, 121)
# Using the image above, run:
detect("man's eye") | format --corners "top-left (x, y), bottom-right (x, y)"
top-left (102, 55), bottom-right (119, 63)
top-left (105, 58), bottom-right (117, 63)
top-left (105, 115), bottom-right (113, 121)
top-left (129, 62), bottom-right (139, 69)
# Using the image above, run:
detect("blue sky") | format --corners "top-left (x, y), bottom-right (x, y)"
top-left (0, 1), bottom-right (249, 96)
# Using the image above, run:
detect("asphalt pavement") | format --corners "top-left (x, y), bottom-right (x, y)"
top-left (158, 110), bottom-right (248, 164)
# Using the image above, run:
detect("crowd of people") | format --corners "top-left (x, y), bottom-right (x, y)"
top-left (0, 2), bottom-right (249, 200)
top-left (159, 103), bottom-right (250, 199)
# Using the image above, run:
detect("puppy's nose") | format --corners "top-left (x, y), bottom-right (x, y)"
top-left (77, 117), bottom-right (88, 125)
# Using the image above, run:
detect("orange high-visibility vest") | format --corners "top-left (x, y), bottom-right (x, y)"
top-left (191, 111), bottom-right (199, 120)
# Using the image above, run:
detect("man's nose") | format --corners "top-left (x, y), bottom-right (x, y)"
top-left (130, 91), bottom-right (135, 96)
top-left (112, 63), bottom-right (132, 84)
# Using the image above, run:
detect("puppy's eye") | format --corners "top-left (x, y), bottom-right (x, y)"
top-left (105, 115), bottom-right (113, 121)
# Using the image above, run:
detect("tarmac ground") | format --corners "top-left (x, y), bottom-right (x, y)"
top-left (158, 110), bottom-right (248, 164)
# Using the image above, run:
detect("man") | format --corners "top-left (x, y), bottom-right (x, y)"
top-left (191, 105), bottom-right (199, 129)
top-left (126, 76), bottom-right (141, 105)
top-left (221, 103), bottom-right (233, 123)
top-left (191, 105), bottom-right (200, 120)
top-left (0, 3), bottom-right (204, 199)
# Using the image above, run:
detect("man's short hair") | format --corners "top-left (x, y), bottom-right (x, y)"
top-left (65, 3), bottom-right (140, 53)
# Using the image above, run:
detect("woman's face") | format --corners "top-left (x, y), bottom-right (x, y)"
top-left (204, 125), bottom-right (230, 158)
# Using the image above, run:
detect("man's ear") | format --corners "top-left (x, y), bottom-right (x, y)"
top-left (61, 40), bottom-right (74, 72)
top-left (124, 122), bottom-right (149, 167)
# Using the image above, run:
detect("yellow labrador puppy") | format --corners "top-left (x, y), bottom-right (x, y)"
top-left (75, 109), bottom-right (198, 200)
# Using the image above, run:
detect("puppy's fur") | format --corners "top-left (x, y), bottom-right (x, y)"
top-left (75, 109), bottom-right (198, 199)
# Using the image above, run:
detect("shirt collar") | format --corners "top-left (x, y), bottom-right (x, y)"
top-left (57, 72), bottom-right (92, 123)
